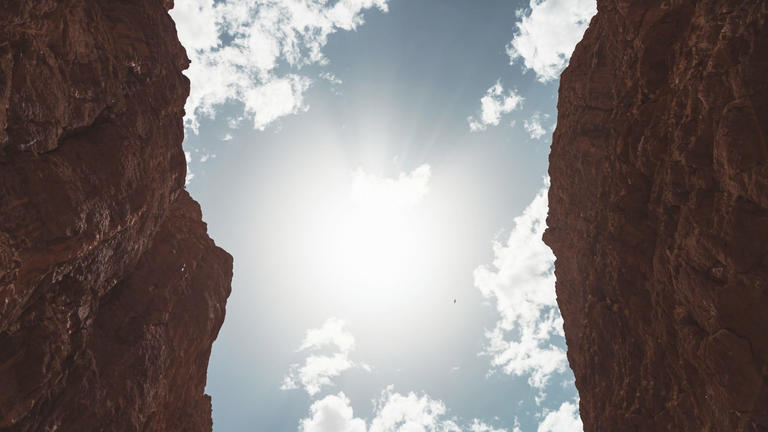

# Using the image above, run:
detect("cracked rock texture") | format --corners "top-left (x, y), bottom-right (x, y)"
top-left (0, 0), bottom-right (232, 430)
top-left (545, 1), bottom-right (768, 431)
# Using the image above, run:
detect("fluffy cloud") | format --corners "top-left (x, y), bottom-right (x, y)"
top-left (296, 376), bottom-right (582, 432)
top-left (300, 387), bottom-right (504, 432)
top-left (282, 318), bottom-right (369, 396)
top-left (170, 0), bottom-right (388, 132)
top-left (299, 317), bottom-right (356, 352)
top-left (300, 393), bottom-right (367, 432)
top-left (320, 71), bottom-right (344, 86)
top-left (350, 164), bottom-right (431, 210)
top-left (537, 401), bottom-right (582, 432)
top-left (523, 113), bottom-right (547, 140)
top-left (468, 81), bottom-right (523, 132)
top-left (291, 323), bottom-right (509, 431)
top-left (474, 181), bottom-right (568, 393)
top-left (184, 151), bottom-right (194, 185)
top-left (507, 0), bottom-right (596, 82)
top-left (369, 386), bottom-right (461, 432)
top-left (243, 74), bottom-right (311, 130)
top-left (470, 419), bottom-right (509, 432)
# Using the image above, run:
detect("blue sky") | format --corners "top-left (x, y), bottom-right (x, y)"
top-left (171, 1), bottom-right (595, 430)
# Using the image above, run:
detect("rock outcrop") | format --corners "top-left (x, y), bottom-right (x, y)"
top-left (0, 1), bottom-right (232, 430)
top-left (546, 1), bottom-right (767, 431)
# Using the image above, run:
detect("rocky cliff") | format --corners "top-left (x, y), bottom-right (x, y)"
top-left (0, 1), bottom-right (232, 431)
top-left (545, 1), bottom-right (767, 431)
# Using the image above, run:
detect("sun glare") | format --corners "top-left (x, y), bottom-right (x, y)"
top-left (314, 164), bottom-right (439, 305)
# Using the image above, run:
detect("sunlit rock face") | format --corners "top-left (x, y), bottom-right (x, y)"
top-left (0, 1), bottom-right (232, 430)
top-left (545, 1), bottom-right (768, 431)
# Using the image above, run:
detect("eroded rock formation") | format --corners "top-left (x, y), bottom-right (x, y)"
top-left (0, 1), bottom-right (232, 430)
top-left (546, 1), bottom-right (767, 431)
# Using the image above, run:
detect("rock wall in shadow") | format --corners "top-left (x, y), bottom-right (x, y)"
top-left (0, 1), bottom-right (232, 430)
top-left (545, 1), bottom-right (767, 430)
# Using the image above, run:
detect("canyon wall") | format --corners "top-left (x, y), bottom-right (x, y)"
top-left (0, 1), bottom-right (232, 430)
top-left (545, 1), bottom-right (767, 431)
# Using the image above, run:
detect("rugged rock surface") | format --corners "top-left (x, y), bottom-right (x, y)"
top-left (0, 1), bottom-right (232, 430)
top-left (545, 1), bottom-right (768, 431)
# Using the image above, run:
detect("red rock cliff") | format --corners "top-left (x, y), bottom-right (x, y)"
top-left (545, 1), bottom-right (768, 431)
top-left (0, 1), bottom-right (232, 430)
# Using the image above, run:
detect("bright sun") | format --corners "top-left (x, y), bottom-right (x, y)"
top-left (313, 164), bottom-right (440, 306)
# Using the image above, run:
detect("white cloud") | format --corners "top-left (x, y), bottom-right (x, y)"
top-left (171, 0), bottom-right (388, 132)
top-left (468, 81), bottom-right (523, 132)
top-left (474, 180), bottom-right (568, 394)
top-left (299, 387), bottom-right (508, 432)
top-left (300, 393), bottom-right (367, 432)
top-left (507, 0), bottom-right (596, 82)
top-left (470, 419), bottom-right (508, 432)
top-left (184, 151), bottom-right (194, 185)
top-left (300, 317), bottom-right (356, 353)
top-left (171, 0), bottom-right (219, 52)
top-left (350, 164), bottom-right (431, 210)
top-left (289, 324), bottom-right (508, 432)
top-left (243, 74), bottom-right (311, 130)
top-left (227, 116), bottom-right (243, 129)
top-left (537, 401), bottom-right (582, 432)
top-left (369, 386), bottom-right (461, 432)
top-left (524, 113), bottom-right (547, 140)
top-left (282, 318), bottom-right (368, 396)
top-left (320, 71), bottom-right (343, 86)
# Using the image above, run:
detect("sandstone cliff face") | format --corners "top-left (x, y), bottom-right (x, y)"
top-left (0, 1), bottom-right (232, 430)
top-left (545, 1), bottom-right (768, 431)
